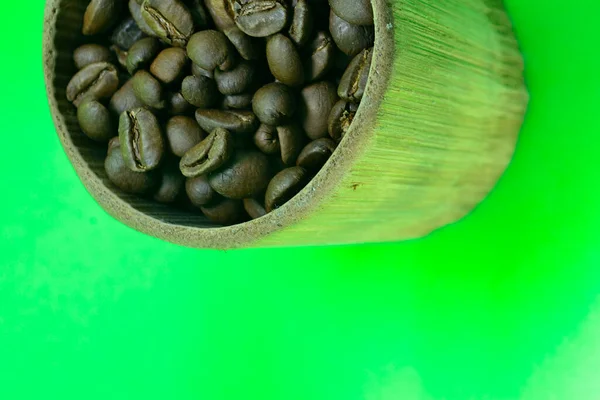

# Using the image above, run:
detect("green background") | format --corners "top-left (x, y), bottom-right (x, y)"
top-left (1, 0), bottom-right (599, 398)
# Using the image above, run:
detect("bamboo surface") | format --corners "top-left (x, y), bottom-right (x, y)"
top-left (43, 0), bottom-right (528, 249)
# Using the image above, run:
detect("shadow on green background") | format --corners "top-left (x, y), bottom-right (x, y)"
top-left (1, 0), bottom-right (599, 399)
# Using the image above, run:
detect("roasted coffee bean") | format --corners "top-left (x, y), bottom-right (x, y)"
top-left (329, 11), bottom-right (374, 57)
top-left (192, 63), bottom-right (214, 79)
top-left (222, 93), bottom-right (253, 109)
top-left (232, 0), bottom-right (289, 38)
top-left (208, 150), bottom-right (272, 199)
top-left (167, 91), bottom-right (193, 115)
top-left (126, 37), bottom-right (162, 75)
top-left (129, 0), bottom-right (157, 37)
top-left (83, 0), bottom-right (121, 36)
top-left (265, 166), bottom-right (309, 212)
top-left (180, 128), bottom-right (234, 177)
top-left (181, 75), bottom-right (219, 108)
top-left (277, 124), bottom-right (306, 166)
top-left (304, 31), bottom-right (336, 82)
top-left (69, 0), bottom-right (370, 227)
top-left (329, 0), bottom-right (374, 26)
top-left (266, 34), bottom-right (304, 87)
top-left (252, 83), bottom-right (296, 126)
top-left (166, 115), bottom-right (206, 157)
top-left (243, 197), bottom-right (267, 219)
top-left (214, 61), bottom-right (256, 95)
top-left (111, 45), bottom-right (129, 70)
top-left (289, 0), bottom-right (313, 46)
top-left (73, 44), bottom-right (112, 70)
top-left (201, 198), bottom-right (246, 225)
top-left (224, 27), bottom-right (260, 61)
top-left (141, 0), bottom-right (195, 47)
top-left (204, 0), bottom-right (236, 31)
top-left (296, 138), bottom-right (336, 171)
top-left (187, 30), bottom-right (236, 72)
top-left (67, 62), bottom-right (119, 107)
top-left (328, 99), bottom-right (358, 141)
top-left (154, 160), bottom-right (185, 203)
top-left (184, 0), bottom-right (211, 29)
top-left (119, 107), bottom-right (165, 172)
top-left (131, 70), bottom-right (166, 109)
top-left (77, 100), bottom-right (114, 142)
top-left (105, 139), bottom-right (159, 194)
top-left (338, 47), bottom-right (373, 102)
top-left (111, 17), bottom-right (145, 50)
top-left (110, 79), bottom-right (145, 115)
top-left (150, 47), bottom-right (190, 85)
top-left (195, 109), bottom-right (258, 134)
top-left (254, 124), bottom-right (280, 155)
top-left (298, 81), bottom-right (338, 139)
top-left (186, 175), bottom-right (217, 207)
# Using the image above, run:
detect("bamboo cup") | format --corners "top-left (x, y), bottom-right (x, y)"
top-left (43, 0), bottom-right (528, 249)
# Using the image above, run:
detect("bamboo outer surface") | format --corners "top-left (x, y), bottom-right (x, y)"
top-left (43, 0), bottom-right (528, 249)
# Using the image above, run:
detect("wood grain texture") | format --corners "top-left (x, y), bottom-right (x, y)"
top-left (43, 0), bottom-right (528, 249)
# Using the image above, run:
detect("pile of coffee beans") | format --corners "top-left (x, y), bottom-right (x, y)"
top-left (67, 0), bottom-right (374, 226)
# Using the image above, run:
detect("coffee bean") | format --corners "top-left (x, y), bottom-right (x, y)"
top-left (184, 0), bottom-right (211, 29)
top-left (110, 79), bottom-right (145, 116)
top-left (214, 61), bottom-right (256, 95)
top-left (266, 34), bottom-right (304, 87)
top-left (304, 31), bottom-right (336, 82)
top-left (129, 0), bottom-right (157, 37)
top-left (252, 82), bottom-right (296, 126)
top-left (126, 37), bottom-right (162, 75)
top-left (132, 70), bottom-right (166, 109)
top-left (232, 0), bottom-right (289, 38)
top-left (141, 0), bottom-right (195, 47)
top-left (154, 160), bottom-right (185, 203)
top-left (201, 198), bottom-right (246, 225)
top-left (83, 0), bottom-right (121, 36)
top-left (328, 99), bottom-right (358, 141)
top-left (222, 93), bottom-right (253, 109)
top-left (150, 47), bottom-right (190, 85)
top-left (298, 81), bottom-right (338, 139)
top-left (74, 44), bottom-right (112, 70)
top-left (329, 11), bottom-right (374, 57)
top-left (224, 27), bottom-right (260, 61)
top-left (119, 107), bottom-right (165, 172)
top-left (296, 138), bottom-right (336, 171)
top-left (111, 17), bottom-right (145, 50)
top-left (208, 150), bottom-right (272, 199)
top-left (69, 0), bottom-right (369, 226)
top-left (187, 30), bottom-right (236, 72)
top-left (167, 91), bottom-right (193, 115)
top-left (289, 0), bottom-right (314, 46)
top-left (204, 0), bottom-right (236, 31)
top-left (277, 124), bottom-right (306, 166)
top-left (243, 197), bottom-right (267, 219)
top-left (166, 115), bottom-right (206, 157)
top-left (77, 100), bottom-right (114, 142)
top-left (181, 75), bottom-right (219, 108)
top-left (186, 175), bottom-right (217, 207)
top-left (254, 124), bottom-right (280, 155)
top-left (192, 63), bottom-right (214, 79)
top-left (111, 45), bottom-right (129, 70)
top-left (67, 62), bottom-right (119, 107)
top-left (180, 128), bottom-right (234, 177)
top-left (195, 109), bottom-right (258, 134)
top-left (265, 166), bottom-right (309, 212)
top-left (105, 139), bottom-right (159, 194)
top-left (338, 47), bottom-right (372, 102)
top-left (329, 0), bottom-right (373, 26)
